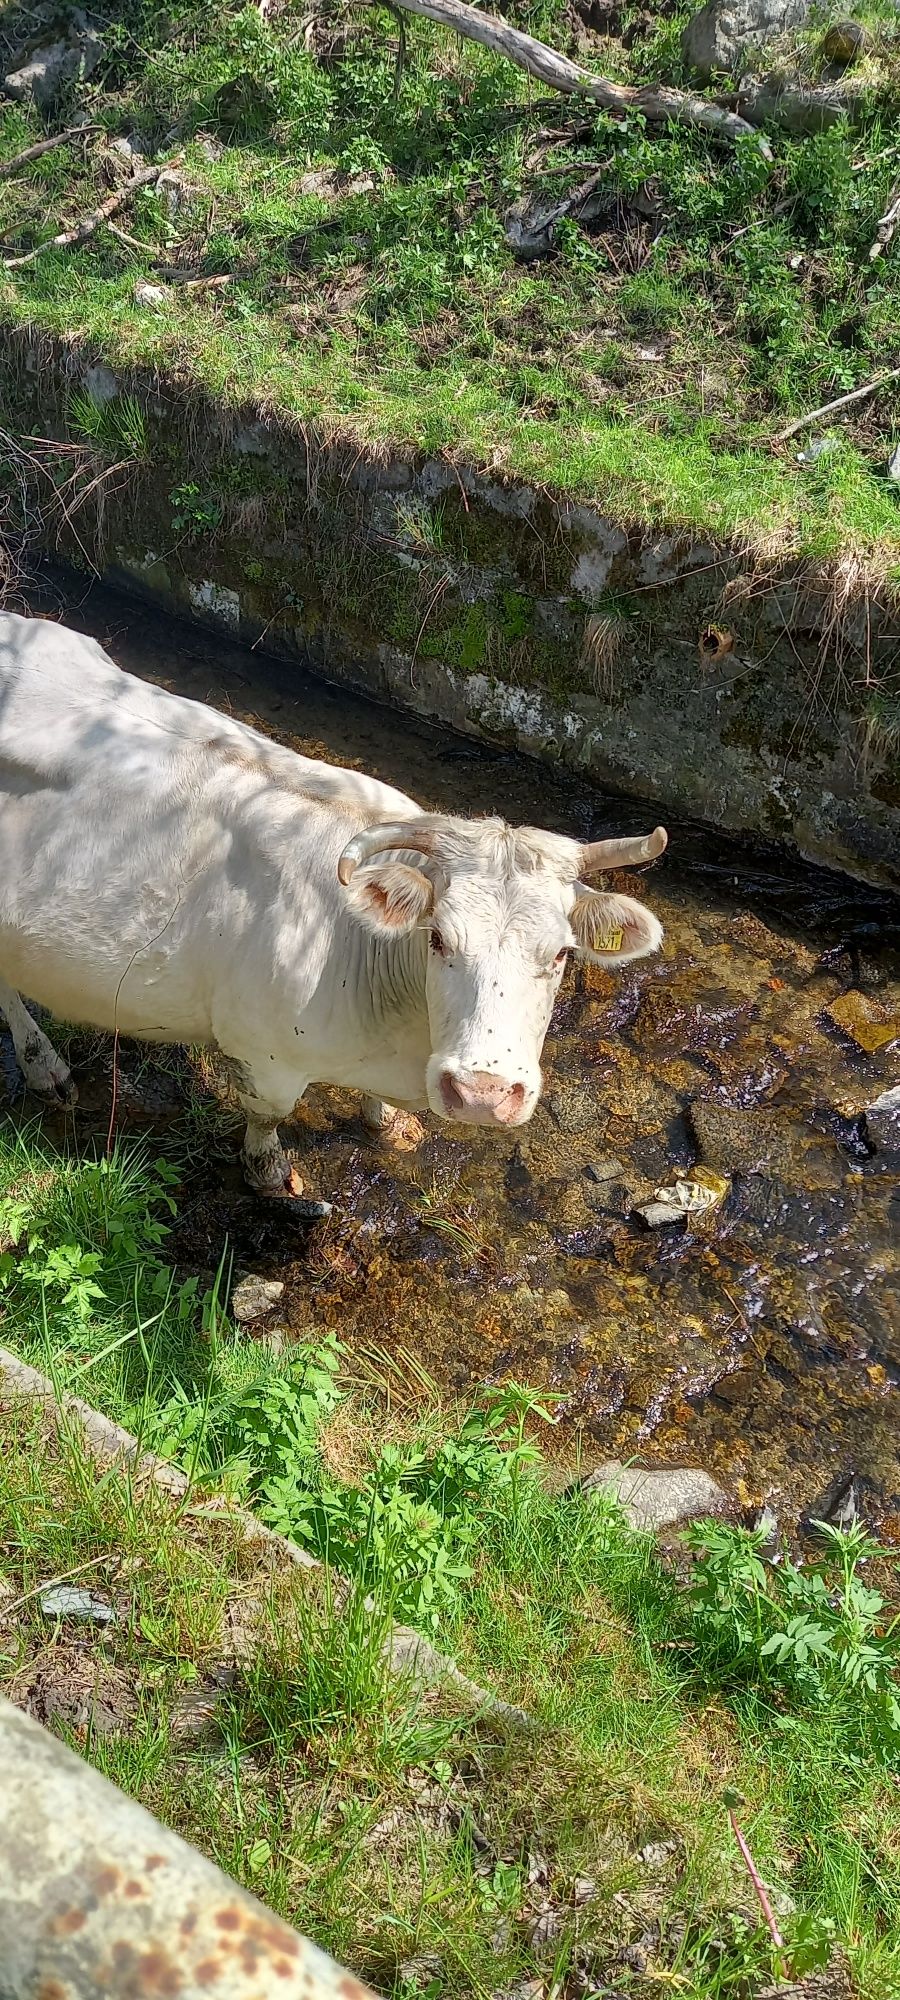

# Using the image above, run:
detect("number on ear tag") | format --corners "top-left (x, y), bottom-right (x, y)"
top-left (596, 929), bottom-right (624, 954)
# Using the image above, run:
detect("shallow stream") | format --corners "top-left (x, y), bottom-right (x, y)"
top-left (10, 583), bottom-right (900, 1519)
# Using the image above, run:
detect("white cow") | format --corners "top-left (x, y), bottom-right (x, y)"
top-left (0, 612), bottom-right (666, 1209)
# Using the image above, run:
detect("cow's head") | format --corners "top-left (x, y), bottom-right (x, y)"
top-left (337, 815), bottom-right (666, 1128)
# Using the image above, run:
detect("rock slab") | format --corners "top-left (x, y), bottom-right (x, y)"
top-left (581, 1461), bottom-right (729, 1531)
top-left (682, 0), bottom-right (811, 78)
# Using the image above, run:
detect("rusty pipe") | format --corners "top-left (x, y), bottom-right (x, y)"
top-left (0, 1695), bottom-right (378, 2000)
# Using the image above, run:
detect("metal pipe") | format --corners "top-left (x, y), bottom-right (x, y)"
top-left (0, 1695), bottom-right (377, 2000)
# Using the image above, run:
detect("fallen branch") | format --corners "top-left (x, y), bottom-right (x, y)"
top-left (870, 181), bottom-right (900, 261)
top-left (3, 158), bottom-right (181, 270)
top-left (365, 0), bottom-right (772, 153)
top-left (728, 1809), bottom-right (784, 1952)
top-left (0, 122), bottom-right (101, 180)
top-left (774, 366), bottom-right (900, 443)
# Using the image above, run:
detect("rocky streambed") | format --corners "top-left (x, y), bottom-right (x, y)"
top-left (6, 580), bottom-right (899, 1528)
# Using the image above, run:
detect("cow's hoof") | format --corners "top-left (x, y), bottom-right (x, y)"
top-left (243, 1153), bottom-right (332, 1217)
top-left (370, 1110), bottom-right (425, 1153)
top-left (22, 1050), bottom-right (78, 1108)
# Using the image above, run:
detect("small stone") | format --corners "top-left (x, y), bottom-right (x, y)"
top-left (887, 444), bottom-right (900, 485)
top-left (399, 1956), bottom-right (442, 1989)
top-left (109, 135), bottom-right (146, 166)
top-left (638, 1839), bottom-right (679, 1868)
top-left (865, 1086), bottom-right (900, 1152)
top-left (753, 1504), bottom-right (781, 1556)
top-left (796, 435), bottom-right (839, 466)
top-left (581, 1462), bottom-right (729, 1531)
top-left (584, 1157), bottom-right (624, 1183)
top-left (39, 1585), bottom-right (115, 1625)
top-left (156, 170), bottom-right (205, 220)
top-left (825, 990), bottom-right (899, 1055)
top-left (133, 281), bottom-right (170, 308)
top-left (822, 18), bottom-right (868, 64)
top-left (231, 1273), bottom-right (285, 1323)
top-left (633, 1199), bottom-right (685, 1229)
top-left (257, 1323), bottom-right (288, 1354)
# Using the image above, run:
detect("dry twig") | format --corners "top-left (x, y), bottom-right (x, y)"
top-left (774, 366), bottom-right (900, 443)
top-left (0, 123), bottom-right (101, 180)
top-left (3, 158), bottom-right (181, 270)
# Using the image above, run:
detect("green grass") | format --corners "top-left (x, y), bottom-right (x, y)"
top-left (1, 1119), bottom-right (899, 1997)
top-left (1, 1), bottom-right (899, 565)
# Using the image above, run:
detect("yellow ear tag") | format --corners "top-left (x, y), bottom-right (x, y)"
top-left (597, 928), bottom-right (624, 954)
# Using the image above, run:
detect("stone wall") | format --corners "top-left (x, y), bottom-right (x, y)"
top-left (3, 329), bottom-right (898, 887)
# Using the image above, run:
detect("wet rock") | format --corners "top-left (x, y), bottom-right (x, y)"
top-left (689, 1099), bottom-right (817, 1180)
top-left (682, 0), bottom-right (810, 79)
top-left (39, 1584), bottom-right (115, 1625)
top-left (580, 1461), bottom-right (729, 1530)
top-left (821, 18), bottom-right (868, 64)
top-left (864, 1085), bottom-right (900, 1152)
top-left (803, 1472), bottom-right (858, 1537)
top-left (825, 990), bottom-right (899, 1055)
top-left (4, 11), bottom-right (103, 107)
top-left (584, 1157), bottom-right (625, 1184)
top-left (231, 1272), bottom-right (285, 1323)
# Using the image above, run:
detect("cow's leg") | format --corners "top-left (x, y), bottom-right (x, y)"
top-left (234, 1072), bottom-right (331, 1216)
top-left (0, 976), bottom-right (77, 1106)
top-left (361, 1096), bottom-right (425, 1152)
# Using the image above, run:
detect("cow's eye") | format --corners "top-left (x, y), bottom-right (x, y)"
top-left (430, 928), bottom-right (445, 956)
top-left (554, 947), bottom-right (570, 968)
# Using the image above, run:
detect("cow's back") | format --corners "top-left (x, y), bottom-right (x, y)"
top-left (0, 611), bottom-right (421, 1043)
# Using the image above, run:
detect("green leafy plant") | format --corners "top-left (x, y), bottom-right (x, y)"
top-left (684, 1518), bottom-right (900, 1752)
top-left (169, 481), bottom-right (223, 537)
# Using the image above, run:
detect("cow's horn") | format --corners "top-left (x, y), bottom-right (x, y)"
top-left (580, 826), bottom-right (668, 874)
top-left (337, 818), bottom-right (436, 886)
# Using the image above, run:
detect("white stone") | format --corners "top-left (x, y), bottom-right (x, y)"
top-left (187, 580), bottom-right (240, 630)
top-left (581, 1461), bottom-right (729, 1530)
top-left (133, 282), bottom-right (170, 308)
top-left (40, 1585), bottom-right (115, 1624)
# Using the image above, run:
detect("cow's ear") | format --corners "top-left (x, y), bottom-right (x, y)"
top-left (344, 862), bottom-right (435, 935)
top-left (570, 889), bottom-right (663, 966)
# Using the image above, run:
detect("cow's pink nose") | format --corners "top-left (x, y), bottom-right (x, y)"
top-left (439, 1068), bottom-right (527, 1126)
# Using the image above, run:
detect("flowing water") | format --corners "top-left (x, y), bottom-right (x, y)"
top-left (10, 582), bottom-right (900, 1519)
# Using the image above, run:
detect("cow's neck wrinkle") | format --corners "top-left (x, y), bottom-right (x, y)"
top-left (361, 923), bottom-right (427, 1028)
